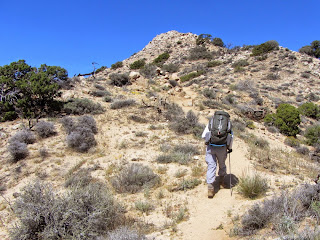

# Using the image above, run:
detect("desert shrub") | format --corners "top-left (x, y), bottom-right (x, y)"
top-left (296, 146), bottom-right (310, 155)
top-left (108, 226), bottom-right (147, 240)
top-left (180, 71), bottom-right (204, 82)
top-left (173, 178), bottom-right (202, 191)
top-left (251, 40), bottom-right (279, 56)
top-left (264, 103), bottom-right (301, 136)
top-left (212, 37), bottom-right (224, 47)
top-left (252, 136), bottom-right (269, 149)
top-left (202, 88), bottom-right (216, 99)
top-left (237, 172), bottom-right (268, 199)
top-left (163, 102), bottom-right (184, 121)
top-left (174, 144), bottom-right (199, 155)
top-left (77, 115), bottom-right (98, 134)
top-left (265, 73), bottom-right (280, 80)
top-left (94, 84), bottom-right (106, 90)
top-left (9, 129), bottom-right (36, 144)
top-left (299, 40), bottom-right (320, 58)
top-left (104, 95), bottom-right (113, 102)
top-left (239, 183), bottom-right (320, 235)
top-left (90, 90), bottom-right (110, 97)
top-left (10, 181), bottom-right (125, 240)
top-left (65, 168), bottom-right (93, 188)
top-left (128, 115), bottom-right (148, 123)
top-left (232, 59), bottom-right (249, 68)
top-left (196, 33), bottom-right (212, 45)
top-left (139, 63), bottom-right (157, 79)
top-left (63, 98), bottom-right (105, 115)
top-left (111, 61), bottom-right (123, 70)
top-left (153, 52), bottom-right (170, 65)
top-left (135, 201), bottom-right (154, 214)
top-left (223, 94), bottom-right (236, 105)
top-left (169, 110), bottom-right (204, 137)
top-left (129, 59), bottom-right (145, 70)
top-left (109, 73), bottom-right (131, 87)
top-left (298, 102), bottom-right (320, 119)
top-left (284, 136), bottom-right (301, 148)
top-left (95, 66), bottom-right (107, 74)
top-left (34, 121), bottom-right (56, 138)
top-left (110, 99), bottom-right (135, 109)
top-left (111, 163), bottom-right (160, 193)
top-left (207, 60), bottom-right (222, 68)
top-left (236, 80), bottom-right (255, 92)
top-left (189, 46), bottom-right (213, 60)
top-left (162, 63), bottom-right (179, 73)
top-left (60, 116), bottom-right (75, 134)
top-left (66, 125), bottom-right (97, 152)
top-left (232, 118), bottom-right (246, 133)
top-left (8, 140), bottom-right (29, 162)
top-left (304, 125), bottom-right (320, 146)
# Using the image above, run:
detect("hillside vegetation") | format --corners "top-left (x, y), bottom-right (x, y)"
top-left (0, 30), bottom-right (320, 240)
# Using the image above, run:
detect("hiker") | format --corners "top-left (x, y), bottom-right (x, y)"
top-left (202, 111), bottom-right (233, 198)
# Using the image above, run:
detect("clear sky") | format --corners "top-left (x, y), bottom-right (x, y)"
top-left (1, 0), bottom-right (319, 77)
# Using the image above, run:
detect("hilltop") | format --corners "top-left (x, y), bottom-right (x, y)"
top-left (0, 31), bottom-right (320, 239)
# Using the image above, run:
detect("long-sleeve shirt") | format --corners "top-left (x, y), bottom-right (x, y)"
top-left (201, 124), bottom-right (234, 149)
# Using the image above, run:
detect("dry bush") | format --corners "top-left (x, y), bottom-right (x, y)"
top-left (110, 99), bottom-right (135, 109)
top-left (107, 226), bottom-right (147, 240)
top-left (9, 129), bottom-right (36, 144)
top-left (10, 181), bottom-right (125, 240)
top-left (77, 115), bottom-right (98, 134)
top-left (172, 178), bottom-right (201, 191)
top-left (109, 73), bottom-right (131, 87)
top-left (60, 116), bottom-right (75, 134)
top-left (63, 98), bottom-right (105, 115)
top-left (66, 126), bottom-right (97, 152)
top-left (128, 115), bottom-right (148, 123)
top-left (111, 163), bottom-right (160, 193)
top-left (238, 183), bottom-right (320, 236)
top-left (237, 172), bottom-right (268, 199)
top-left (8, 140), bottom-right (29, 162)
top-left (64, 168), bottom-right (93, 188)
top-left (34, 121), bottom-right (57, 138)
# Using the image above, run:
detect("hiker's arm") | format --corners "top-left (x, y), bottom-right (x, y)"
top-left (201, 124), bottom-right (209, 139)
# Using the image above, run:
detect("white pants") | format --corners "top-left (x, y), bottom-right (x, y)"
top-left (205, 145), bottom-right (227, 184)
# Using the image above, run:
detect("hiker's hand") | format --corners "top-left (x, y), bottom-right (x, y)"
top-left (227, 149), bottom-right (232, 153)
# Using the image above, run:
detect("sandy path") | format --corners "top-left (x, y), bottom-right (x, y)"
top-left (177, 140), bottom-right (252, 240)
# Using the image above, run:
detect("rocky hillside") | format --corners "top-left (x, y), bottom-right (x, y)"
top-left (0, 31), bottom-right (320, 240)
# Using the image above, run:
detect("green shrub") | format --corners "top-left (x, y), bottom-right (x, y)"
top-left (10, 181), bottom-right (125, 240)
top-left (130, 59), bottom-right (145, 69)
top-left (251, 40), bottom-right (279, 56)
top-left (212, 37), bottom-right (224, 47)
top-left (63, 98), bottom-right (105, 115)
top-left (264, 103), bottom-right (301, 136)
top-left (153, 52), bottom-right (170, 65)
top-left (180, 71), bottom-right (204, 82)
top-left (95, 66), bottom-right (107, 74)
top-left (207, 60), bottom-right (222, 68)
top-left (196, 34), bottom-right (212, 45)
top-left (298, 102), bottom-right (320, 119)
top-left (135, 201), bottom-right (154, 214)
top-left (237, 172), bottom-right (268, 199)
top-left (284, 136), bottom-right (301, 148)
top-left (304, 125), bottom-right (320, 146)
top-left (299, 40), bottom-right (320, 58)
top-left (111, 163), bottom-right (160, 193)
top-left (111, 61), bottom-right (123, 70)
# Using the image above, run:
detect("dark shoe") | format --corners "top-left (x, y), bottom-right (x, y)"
top-left (208, 184), bottom-right (215, 198)
top-left (220, 176), bottom-right (227, 188)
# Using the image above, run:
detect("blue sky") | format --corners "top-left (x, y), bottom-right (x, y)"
top-left (0, 0), bottom-right (319, 77)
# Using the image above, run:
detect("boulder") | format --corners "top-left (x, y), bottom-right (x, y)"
top-left (129, 71), bottom-right (140, 81)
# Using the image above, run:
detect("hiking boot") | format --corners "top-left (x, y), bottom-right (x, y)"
top-left (208, 184), bottom-right (215, 198)
top-left (220, 176), bottom-right (227, 188)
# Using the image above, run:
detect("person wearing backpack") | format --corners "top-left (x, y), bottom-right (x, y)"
top-left (202, 111), bottom-right (233, 198)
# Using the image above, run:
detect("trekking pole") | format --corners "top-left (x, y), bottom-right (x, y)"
top-left (229, 152), bottom-right (232, 196)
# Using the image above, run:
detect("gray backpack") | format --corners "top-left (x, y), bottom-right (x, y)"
top-left (208, 111), bottom-right (231, 145)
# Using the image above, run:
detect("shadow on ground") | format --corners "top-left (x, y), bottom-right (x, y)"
top-left (213, 174), bottom-right (239, 193)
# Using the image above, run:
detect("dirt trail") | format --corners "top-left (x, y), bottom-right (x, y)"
top-left (177, 140), bottom-right (252, 240)
top-left (171, 87), bottom-right (254, 240)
